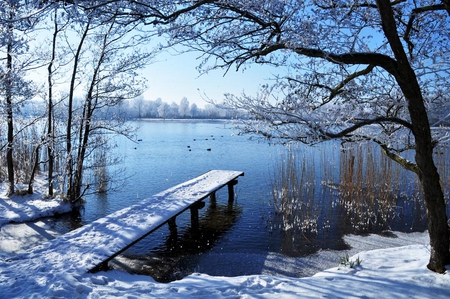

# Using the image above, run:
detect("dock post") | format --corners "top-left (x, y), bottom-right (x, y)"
top-left (167, 217), bottom-right (178, 249)
top-left (227, 180), bottom-right (238, 203)
top-left (210, 191), bottom-right (217, 208)
top-left (168, 217), bottom-right (177, 235)
top-left (190, 201), bottom-right (205, 230)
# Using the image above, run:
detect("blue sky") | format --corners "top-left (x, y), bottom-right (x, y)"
top-left (25, 26), bottom-right (282, 109)
top-left (142, 49), bottom-right (280, 108)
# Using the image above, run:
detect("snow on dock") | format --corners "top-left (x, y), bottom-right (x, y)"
top-left (0, 170), bottom-right (243, 295)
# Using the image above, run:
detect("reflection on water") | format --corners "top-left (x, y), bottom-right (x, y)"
top-left (108, 200), bottom-right (242, 282)
top-left (42, 210), bottom-right (84, 233)
top-left (269, 141), bottom-right (448, 258)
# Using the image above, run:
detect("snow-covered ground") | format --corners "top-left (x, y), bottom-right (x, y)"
top-left (0, 183), bottom-right (449, 298)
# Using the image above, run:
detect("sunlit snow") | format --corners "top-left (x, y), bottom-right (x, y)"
top-left (0, 179), bottom-right (449, 298)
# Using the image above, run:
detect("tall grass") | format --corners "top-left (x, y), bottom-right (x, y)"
top-left (270, 141), bottom-right (449, 236)
top-left (337, 142), bottom-right (424, 232)
top-left (0, 123), bottom-right (115, 196)
top-left (271, 144), bottom-right (321, 234)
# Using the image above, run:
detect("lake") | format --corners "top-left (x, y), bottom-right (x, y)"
top-left (48, 119), bottom-right (448, 281)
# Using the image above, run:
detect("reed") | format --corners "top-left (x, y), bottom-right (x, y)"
top-left (271, 144), bottom-right (321, 235)
top-left (337, 143), bottom-right (406, 231)
top-left (270, 140), bottom-right (448, 236)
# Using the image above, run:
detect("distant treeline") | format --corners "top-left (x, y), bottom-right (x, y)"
top-left (22, 96), bottom-right (450, 124)
top-left (24, 96), bottom-right (248, 120)
top-left (120, 96), bottom-right (247, 119)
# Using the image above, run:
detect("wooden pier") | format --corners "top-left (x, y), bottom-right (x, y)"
top-left (88, 169), bottom-right (244, 272)
top-left (1, 170), bottom-right (244, 281)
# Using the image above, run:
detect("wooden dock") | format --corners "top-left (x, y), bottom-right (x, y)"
top-left (88, 169), bottom-right (244, 272)
top-left (1, 170), bottom-right (244, 281)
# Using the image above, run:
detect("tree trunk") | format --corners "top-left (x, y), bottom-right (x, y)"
top-left (28, 144), bottom-right (40, 194)
top-left (72, 100), bottom-right (90, 205)
top-left (421, 159), bottom-right (450, 272)
top-left (47, 8), bottom-right (59, 197)
top-left (407, 82), bottom-right (450, 273)
top-left (377, 0), bottom-right (450, 272)
top-left (67, 21), bottom-right (90, 205)
top-left (6, 23), bottom-right (14, 197)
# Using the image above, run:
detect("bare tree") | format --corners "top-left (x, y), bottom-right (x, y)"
top-left (162, 0), bottom-right (450, 272)
top-left (0, 1), bottom-right (42, 195)
top-left (134, 96), bottom-right (146, 118)
top-left (64, 13), bottom-right (153, 207)
top-left (190, 102), bottom-right (199, 118)
top-left (0, 0), bottom-right (223, 200)
top-left (4, 12), bottom-right (14, 196)
top-left (65, 17), bottom-right (91, 207)
top-left (44, 5), bottom-right (72, 197)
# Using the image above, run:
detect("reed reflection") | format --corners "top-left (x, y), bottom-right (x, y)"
top-left (269, 141), bottom-right (447, 255)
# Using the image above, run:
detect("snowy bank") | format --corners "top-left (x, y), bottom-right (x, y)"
top-left (1, 241), bottom-right (448, 298)
top-left (0, 181), bottom-right (71, 227)
top-left (79, 244), bottom-right (450, 299)
top-left (0, 183), bottom-right (448, 298)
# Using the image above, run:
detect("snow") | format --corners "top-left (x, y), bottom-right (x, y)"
top-left (0, 179), bottom-right (71, 227)
top-left (1, 180), bottom-right (449, 298)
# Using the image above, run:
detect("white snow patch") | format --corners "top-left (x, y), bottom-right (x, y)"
top-left (0, 175), bottom-right (449, 298)
top-left (0, 178), bottom-right (71, 226)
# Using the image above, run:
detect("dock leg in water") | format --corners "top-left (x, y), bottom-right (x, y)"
top-left (210, 192), bottom-right (217, 209)
top-left (227, 180), bottom-right (238, 203)
top-left (167, 217), bottom-right (178, 248)
top-left (190, 201), bottom-right (205, 231)
top-left (168, 217), bottom-right (177, 235)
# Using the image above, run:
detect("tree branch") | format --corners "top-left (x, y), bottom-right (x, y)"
top-left (320, 116), bottom-right (412, 139)
top-left (379, 143), bottom-right (420, 174)
top-left (250, 43), bottom-right (400, 78)
top-left (403, 4), bottom-right (447, 57)
top-left (288, 64), bottom-right (377, 110)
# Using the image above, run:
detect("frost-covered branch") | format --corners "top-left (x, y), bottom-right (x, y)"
top-left (321, 117), bottom-right (412, 139)
top-left (379, 143), bottom-right (420, 174)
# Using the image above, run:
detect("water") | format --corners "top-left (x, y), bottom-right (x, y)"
top-left (46, 119), bottom-right (447, 281)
